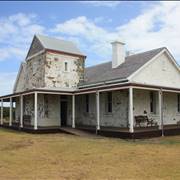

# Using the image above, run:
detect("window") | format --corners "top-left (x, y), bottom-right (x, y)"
top-left (150, 92), bottom-right (156, 113)
top-left (85, 94), bottom-right (89, 113)
top-left (106, 92), bottom-right (112, 113)
top-left (177, 94), bottom-right (180, 113)
top-left (65, 62), bottom-right (68, 71)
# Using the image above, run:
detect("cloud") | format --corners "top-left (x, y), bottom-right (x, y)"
top-left (81, 1), bottom-right (121, 8)
top-left (52, 2), bottom-right (180, 65)
top-left (0, 72), bottom-right (17, 95)
top-left (52, 16), bottom-right (118, 64)
top-left (0, 13), bottom-right (45, 61)
top-left (116, 2), bottom-right (180, 58)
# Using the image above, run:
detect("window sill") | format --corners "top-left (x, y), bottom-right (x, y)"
top-left (104, 113), bottom-right (113, 117)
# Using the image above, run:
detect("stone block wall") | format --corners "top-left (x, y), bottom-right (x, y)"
top-left (44, 52), bottom-right (84, 88)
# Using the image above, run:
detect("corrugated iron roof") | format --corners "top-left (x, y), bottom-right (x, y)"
top-left (36, 34), bottom-right (85, 57)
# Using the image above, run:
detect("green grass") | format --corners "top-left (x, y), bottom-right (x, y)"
top-left (0, 128), bottom-right (180, 180)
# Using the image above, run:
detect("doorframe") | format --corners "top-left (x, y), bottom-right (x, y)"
top-left (60, 95), bottom-right (68, 127)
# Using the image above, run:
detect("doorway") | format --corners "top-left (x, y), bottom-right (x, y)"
top-left (61, 100), bottom-right (68, 126)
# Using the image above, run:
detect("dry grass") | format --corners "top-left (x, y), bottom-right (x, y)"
top-left (0, 128), bottom-right (180, 180)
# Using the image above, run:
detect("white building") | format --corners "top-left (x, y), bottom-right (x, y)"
top-left (1, 34), bottom-right (180, 138)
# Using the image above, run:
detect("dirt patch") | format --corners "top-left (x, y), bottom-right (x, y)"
top-left (1, 139), bottom-right (33, 151)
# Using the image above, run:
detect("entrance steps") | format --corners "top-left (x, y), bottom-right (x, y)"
top-left (59, 127), bottom-right (100, 138)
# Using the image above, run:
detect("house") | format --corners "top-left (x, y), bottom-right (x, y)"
top-left (0, 34), bottom-right (180, 138)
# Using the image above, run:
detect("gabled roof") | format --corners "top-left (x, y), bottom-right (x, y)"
top-left (81, 47), bottom-right (165, 86)
top-left (35, 34), bottom-right (85, 57)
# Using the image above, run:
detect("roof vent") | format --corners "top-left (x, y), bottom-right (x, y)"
top-left (111, 41), bottom-right (125, 68)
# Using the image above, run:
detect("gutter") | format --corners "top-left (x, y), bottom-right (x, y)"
top-left (78, 78), bottom-right (128, 89)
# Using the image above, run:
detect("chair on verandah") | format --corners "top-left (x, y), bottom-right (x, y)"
top-left (134, 115), bottom-right (156, 128)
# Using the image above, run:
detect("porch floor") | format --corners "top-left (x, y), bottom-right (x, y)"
top-left (0, 123), bottom-right (180, 138)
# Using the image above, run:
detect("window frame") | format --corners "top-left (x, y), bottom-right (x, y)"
top-left (106, 92), bottom-right (112, 113)
top-left (64, 62), bottom-right (68, 72)
top-left (177, 94), bottom-right (180, 113)
top-left (150, 91), bottom-right (156, 114)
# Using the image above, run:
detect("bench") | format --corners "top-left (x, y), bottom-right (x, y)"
top-left (135, 115), bottom-right (156, 127)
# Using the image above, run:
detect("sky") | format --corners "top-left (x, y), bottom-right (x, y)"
top-left (0, 1), bottom-right (180, 95)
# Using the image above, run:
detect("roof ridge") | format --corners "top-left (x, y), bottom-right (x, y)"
top-left (35, 34), bottom-right (73, 44)
top-left (85, 47), bottom-right (165, 69)
top-left (85, 61), bottom-right (111, 69)
top-left (126, 47), bottom-right (165, 57)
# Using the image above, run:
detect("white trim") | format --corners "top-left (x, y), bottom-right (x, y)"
top-left (128, 48), bottom-right (180, 81)
top-left (75, 85), bottom-right (130, 95)
top-left (72, 95), bottom-right (75, 128)
top-left (128, 87), bottom-right (134, 133)
top-left (37, 91), bottom-right (72, 95)
top-left (131, 85), bottom-right (159, 91)
top-left (96, 91), bottom-right (100, 130)
top-left (20, 95), bottom-right (23, 128)
top-left (26, 50), bottom-right (45, 61)
top-left (78, 78), bottom-right (127, 89)
top-left (9, 97), bottom-right (12, 126)
top-left (162, 89), bottom-right (180, 94)
top-left (1, 99), bottom-right (3, 125)
top-left (158, 90), bottom-right (164, 136)
top-left (34, 92), bottom-right (38, 130)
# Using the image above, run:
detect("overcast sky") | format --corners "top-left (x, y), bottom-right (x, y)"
top-left (0, 1), bottom-right (180, 95)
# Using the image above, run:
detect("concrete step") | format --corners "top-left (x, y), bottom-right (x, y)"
top-left (59, 127), bottom-right (100, 138)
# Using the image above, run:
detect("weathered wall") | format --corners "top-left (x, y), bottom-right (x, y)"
top-left (23, 94), bottom-right (34, 125)
top-left (131, 52), bottom-right (180, 89)
top-left (133, 89), bottom-right (160, 126)
top-left (25, 53), bottom-right (45, 90)
top-left (75, 90), bottom-right (129, 127)
top-left (37, 94), bottom-right (60, 126)
top-left (44, 52), bottom-right (84, 88)
top-left (163, 92), bottom-right (180, 125)
top-left (14, 63), bottom-right (27, 93)
top-left (15, 97), bottom-right (20, 122)
top-left (75, 94), bottom-right (97, 126)
top-left (26, 36), bottom-right (44, 59)
top-left (19, 94), bottom-right (72, 127)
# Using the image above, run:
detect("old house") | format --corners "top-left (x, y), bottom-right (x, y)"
top-left (1, 34), bottom-right (180, 138)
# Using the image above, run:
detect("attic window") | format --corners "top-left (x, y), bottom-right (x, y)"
top-left (65, 62), bottom-right (68, 71)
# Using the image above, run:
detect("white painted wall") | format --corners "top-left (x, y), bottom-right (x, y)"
top-left (37, 94), bottom-right (60, 127)
top-left (133, 89), bottom-right (160, 126)
top-left (131, 52), bottom-right (180, 89)
top-left (75, 90), bottom-right (129, 127)
top-left (163, 92), bottom-right (180, 125)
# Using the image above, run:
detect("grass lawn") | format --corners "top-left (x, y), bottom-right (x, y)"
top-left (0, 128), bottom-right (180, 180)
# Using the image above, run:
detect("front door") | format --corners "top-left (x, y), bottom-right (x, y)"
top-left (61, 101), bottom-right (68, 126)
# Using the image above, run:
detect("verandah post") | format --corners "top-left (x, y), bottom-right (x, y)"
top-left (96, 91), bottom-right (100, 131)
top-left (129, 87), bottom-right (134, 133)
top-left (72, 94), bottom-right (75, 128)
top-left (34, 92), bottom-right (38, 130)
top-left (20, 95), bottom-right (23, 128)
top-left (1, 99), bottom-right (3, 125)
top-left (9, 97), bottom-right (12, 126)
top-left (158, 89), bottom-right (164, 136)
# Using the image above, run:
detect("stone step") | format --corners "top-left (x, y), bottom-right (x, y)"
top-left (59, 127), bottom-right (100, 138)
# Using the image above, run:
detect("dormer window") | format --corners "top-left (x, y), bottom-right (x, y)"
top-left (65, 62), bottom-right (68, 71)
